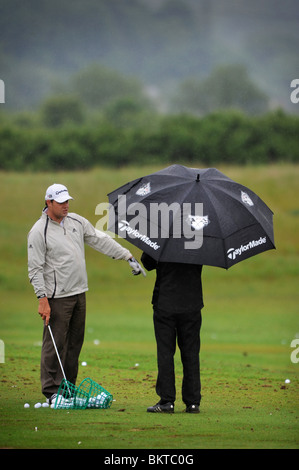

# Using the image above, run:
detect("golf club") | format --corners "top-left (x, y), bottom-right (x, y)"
top-left (47, 324), bottom-right (71, 397)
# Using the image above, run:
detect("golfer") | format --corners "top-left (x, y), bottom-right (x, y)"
top-left (141, 252), bottom-right (203, 413)
top-left (28, 183), bottom-right (144, 403)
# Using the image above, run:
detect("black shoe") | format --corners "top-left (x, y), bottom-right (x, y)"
top-left (185, 404), bottom-right (200, 413)
top-left (147, 402), bottom-right (174, 413)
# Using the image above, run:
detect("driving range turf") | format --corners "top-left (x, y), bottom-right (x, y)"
top-left (0, 164), bottom-right (298, 449)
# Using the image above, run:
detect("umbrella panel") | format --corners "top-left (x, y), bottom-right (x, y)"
top-left (107, 166), bottom-right (275, 268)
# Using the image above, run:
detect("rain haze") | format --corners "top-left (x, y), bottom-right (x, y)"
top-left (1, 0), bottom-right (298, 113)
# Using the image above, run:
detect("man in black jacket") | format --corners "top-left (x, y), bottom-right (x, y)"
top-left (141, 252), bottom-right (203, 414)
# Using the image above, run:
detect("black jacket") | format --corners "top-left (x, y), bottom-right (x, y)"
top-left (141, 252), bottom-right (203, 314)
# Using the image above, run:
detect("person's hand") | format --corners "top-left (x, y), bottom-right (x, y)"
top-left (128, 257), bottom-right (146, 277)
top-left (38, 297), bottom-right (51, 325)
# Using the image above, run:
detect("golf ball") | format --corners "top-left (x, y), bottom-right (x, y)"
top-left (34, 402), bottom-right (42, 408)
top-left (24, 403), bottom-right (30, 408)
top-left (81, 361), bottom-right (87, 366)
top-left (285, 379), bottom-right (291, 384)
top-left (42, 402), bottom-right (49, 408)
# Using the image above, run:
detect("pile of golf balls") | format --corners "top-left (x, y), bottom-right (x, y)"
top-left (24, 402), bottom-right (49, 408)
top-left (24, 392), bottom-right (111, 409)
top-left (87, 392), bottom-right (109, 408)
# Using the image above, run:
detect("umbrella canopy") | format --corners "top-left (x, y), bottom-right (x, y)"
top-left (107, 165), bottom-right (275, 268)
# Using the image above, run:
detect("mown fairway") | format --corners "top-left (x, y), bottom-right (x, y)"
top-left (0, 164), bottom-right (298, 449)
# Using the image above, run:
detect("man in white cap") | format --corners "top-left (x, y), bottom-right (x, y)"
top-left (28, 183), bottom-right (144, 403)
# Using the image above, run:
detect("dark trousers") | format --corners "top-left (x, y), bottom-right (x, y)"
top-left (41, 293), bottom-right (86, 398)
top-left (153, 308), bottom-right (202, 406)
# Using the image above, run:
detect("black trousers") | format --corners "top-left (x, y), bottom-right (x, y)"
top-left (41, 293), bottom-right (86, 398)
top-left (153, 308), bottom-right (202, 406)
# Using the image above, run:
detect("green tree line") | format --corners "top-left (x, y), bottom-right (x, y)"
top-left (1, 63), bottom-right (298, 171)
top-left (1, 109), bottom-right (298, 171)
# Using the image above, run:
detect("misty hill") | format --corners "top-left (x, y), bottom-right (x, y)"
top-left (0, 0), bottom-right (298, 112)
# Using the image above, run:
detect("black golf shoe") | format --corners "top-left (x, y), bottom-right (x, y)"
top-left (147, 402), bottom-right (174, 413)
top-left (185, 404), bottom-right (200, 413)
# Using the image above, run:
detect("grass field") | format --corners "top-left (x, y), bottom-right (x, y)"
top-left (0, 164), bottom-right (298, 450)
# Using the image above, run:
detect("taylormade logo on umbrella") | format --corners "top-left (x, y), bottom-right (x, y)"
top-left (227, 236), bottom-right (267, 260)
top-left (118, 220), bottom-right (161, 251)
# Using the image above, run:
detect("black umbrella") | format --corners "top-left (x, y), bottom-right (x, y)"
top-left (107, 165), bottom-right (275, 268)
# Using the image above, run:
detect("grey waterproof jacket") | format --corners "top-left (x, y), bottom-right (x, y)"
top-left (28, 210), bottom-right (132, 299)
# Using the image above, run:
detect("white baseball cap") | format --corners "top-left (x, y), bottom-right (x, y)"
top-left (45, 184), bottom-right (73, 203)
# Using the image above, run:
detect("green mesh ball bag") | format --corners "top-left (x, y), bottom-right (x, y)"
top-left (54, 377), bottom-right (113, 410)
top-left (78, 377), bottom-right (113, 409)
top-left (54, 378), bottom-right (89, 410)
